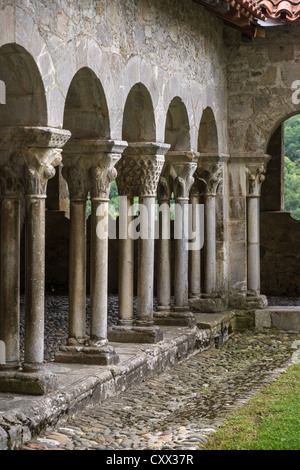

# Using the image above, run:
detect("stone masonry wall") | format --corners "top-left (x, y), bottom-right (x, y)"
top-left (225, 24), bottom-right (300, 299)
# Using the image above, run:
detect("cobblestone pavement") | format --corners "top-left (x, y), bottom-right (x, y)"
top-left (20, 328), bottom-right (300, 451)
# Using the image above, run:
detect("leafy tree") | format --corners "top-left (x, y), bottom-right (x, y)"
top-left (284, 116), bottom-right (300, 220)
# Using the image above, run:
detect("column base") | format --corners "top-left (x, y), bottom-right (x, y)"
top-left (189, 294), bottom-right (227, 313)
top-left (153, 310), bottom-right (196, 327)
top-left (228, 292), bottom-right (268, 310)
top-left (108, 325), bottom-right (163, 344)
top-left (246, 293), bottom-right (268, 310)
top-left (0, 368), bottom-right (57, 395)
top-left (55, 341), bottom-right (120, 365)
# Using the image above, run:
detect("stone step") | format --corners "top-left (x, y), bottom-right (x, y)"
top-left (255, 306), bottom-right (300, 331)
top-left (194, 311), bottom-right (235, 348)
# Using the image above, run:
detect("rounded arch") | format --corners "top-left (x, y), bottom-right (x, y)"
top-left (164, 96), bottom-right (191, 151)
top-left (63, 67), bottom-right (110, 140)
top-left (230, 93), bottom-right (300, 155)
top-left (122, 82), bottom-right (156, 142)
top-left (0, 43), bottom-right (47, 126)
top-left (198, 106), bottom-right (218, 153)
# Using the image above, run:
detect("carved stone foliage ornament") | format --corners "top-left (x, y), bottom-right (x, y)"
top-left (246, 164), bottom-right (267, 197)
top-left (0, 127), bottom-right (71, 197)
top-left (116, 143), bottom-right (170, 197)
top-left (89, 155), bottom-right (119, 200)
top-left (169, 162), bottom-right (197, 201)
top-left (196, 162), bottom-right (223, 197)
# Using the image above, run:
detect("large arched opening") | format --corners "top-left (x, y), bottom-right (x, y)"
top-left (260, 114), bottom-right (300, 301)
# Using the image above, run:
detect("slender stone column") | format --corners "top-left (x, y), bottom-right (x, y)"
top-left (22, 144), bottom-right (68, 372)
top-left (246, 162), bottom-right (269, 298)
top-left (136, 195), bottom-right (156, 326)
top-left (0, 159), bottom-right (23, 370)
top-left (156, 168), bottom-right (172, 312)
top-left (170, 153), bottom-right (197, 312)
top-left (118, 195), bottom-right (134, 326)
top-left (62, 159), bottom-right (89, 346)
top-left (109, 142), bottom-right (170, 343)
top-left (89, 143), bottom-right (126, 343)
top-left (189, 186), bottom-right (201, 298)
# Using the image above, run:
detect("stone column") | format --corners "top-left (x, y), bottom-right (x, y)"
top-left (62, 157), bottom-right (89, 347)
top-left (246, 159), bottom-right (270, 305)
top-left (156, 167), bottom-right (172, 313)
top-left (118, 194), bottom-right (135, 326)
top-left (0, 159), bottom-right (23, 370)
top-left (188, 179), bottom-right (202, 299)
top-left (56, 140), bottom-right (126, 365)
top-left (108, 142), bottom-right (170, 343)
top-left (154, 152), bottom-right (198, 327)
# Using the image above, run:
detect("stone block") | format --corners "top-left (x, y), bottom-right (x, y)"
top-left (189, 295), bottom-right (227, 313)
top-left (55, 345), bottom-right (120, 365)
top-left (153, 311), bottom-right (196, 327)
top-left (108, 325), bottom-right (164, 344)
top-left (0, 370), bottom-right (58, 395)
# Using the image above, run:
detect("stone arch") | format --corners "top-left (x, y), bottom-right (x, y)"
top-left (160, 73), bottom-right (193, 147)
top-left (63, 67), bottom-right (110, 140)
top-left (198, 106), bottom-right (219, 154)
top-left (232, 93), bottom-right (300, 155)
top-left (122, 82), bottom-right (156, 142)
top-left (0, 43), bottom-right (47, 126)
top-left (164, 96), bottom-right (191, 151)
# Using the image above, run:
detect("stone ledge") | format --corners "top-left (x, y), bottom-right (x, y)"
top-left (0, 325), bottom-right (216, 450)
top-left (255, 307), bottom-right (300, 331)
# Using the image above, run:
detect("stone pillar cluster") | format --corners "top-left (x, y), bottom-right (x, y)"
top-left (188, 155), bottom-right (228, 313)
top-left (108, 142), bottom-right (170, 343)
top-left (0, 126), bottom-right (71, 393)
top-left (154, 151), bottom-right (198, 327)
top-left (55, 140), bottom-right (127, 365)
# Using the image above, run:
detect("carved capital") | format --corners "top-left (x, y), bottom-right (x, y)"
top-left (169, 162), bottom-right (197, 200)
top-left (62, 139), bottom-right (127, 201)
top-left (196, 162), bottom-right (223, 197)
top-left (165, 151), bottom-right (198, 201)
top-left (157, 164), bottom-right (172, 202)
top-left (89, 154), bottom-right (119, 200)
top-left (0, 127), bottom-right (70, 197)
top-left (246, 164), bottom-right (267, 197)
top-left (116, 142), bottom-right (170, 197)
top-left (23, 147), bottom-right (64, 196)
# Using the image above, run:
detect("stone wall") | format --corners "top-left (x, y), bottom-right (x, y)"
top-left (225, 24), bottom-right (300, 300)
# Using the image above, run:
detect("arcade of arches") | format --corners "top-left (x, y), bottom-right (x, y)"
top-left (0, 0), bottom-right (299, 395)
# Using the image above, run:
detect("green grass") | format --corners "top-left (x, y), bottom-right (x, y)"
top-left (202, 363), bottom-right (300, 450)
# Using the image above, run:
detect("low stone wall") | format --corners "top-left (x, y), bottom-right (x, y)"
top-left (260, 211), bottom-right (300, 296)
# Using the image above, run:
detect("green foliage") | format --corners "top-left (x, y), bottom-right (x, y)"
top-left (284, 116), bottom-right (300, 220)
top-left (203, 363), bottom-right (300, 450)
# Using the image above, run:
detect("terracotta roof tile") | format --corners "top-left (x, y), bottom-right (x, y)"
top-left (257, 0), bottom-right (300, 22)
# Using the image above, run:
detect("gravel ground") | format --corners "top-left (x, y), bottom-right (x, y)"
top-left (18, 305), bottom-right (299, 451)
